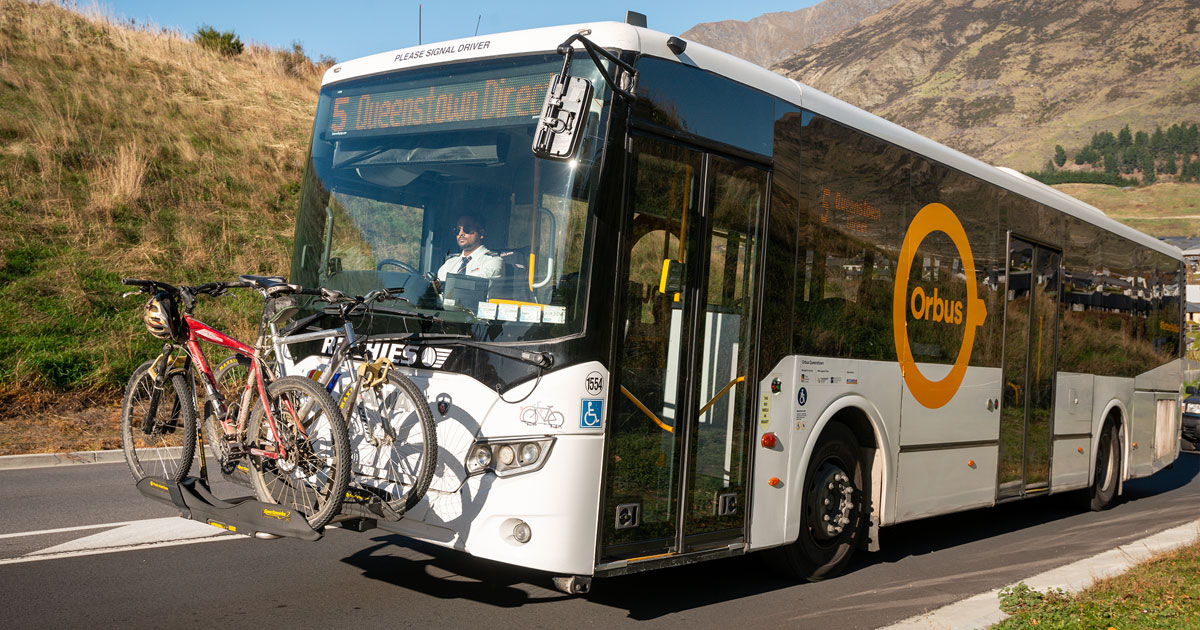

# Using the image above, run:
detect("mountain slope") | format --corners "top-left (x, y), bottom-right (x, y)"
top-left (682, 0), bottom-right (900, 68)
top-left (773, 0), bottom-right (1200, 170)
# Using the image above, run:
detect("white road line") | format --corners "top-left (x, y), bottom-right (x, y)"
top-left (0, 517), bottom-right (239, 566)
top-left (0, 536), bottom-right (235, 566)
top-left (0, 521), bottom-right (140, 540)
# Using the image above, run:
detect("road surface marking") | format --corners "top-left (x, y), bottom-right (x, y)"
top-left (0, 521), bottom-right (141, 539)
top-left (0, 517), bottom-right (236, 566)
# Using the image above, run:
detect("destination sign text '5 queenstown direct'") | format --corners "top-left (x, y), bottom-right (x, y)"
top-left (329, 73), bottom-right (554, 136)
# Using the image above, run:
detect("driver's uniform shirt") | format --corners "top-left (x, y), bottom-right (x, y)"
top-left (436, 246), bottom-right (503, 282)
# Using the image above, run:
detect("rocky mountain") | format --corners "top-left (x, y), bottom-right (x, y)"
top-left (681, 0), bottom-right (900, 68)
top-left (772, 0), bottom-right (1200, 170)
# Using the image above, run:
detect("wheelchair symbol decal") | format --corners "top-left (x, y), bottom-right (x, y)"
top-left (580, 399), bottom-right (603, 429)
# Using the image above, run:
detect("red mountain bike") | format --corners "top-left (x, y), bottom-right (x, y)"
top-left (120, 278), bottom-right (350, 530)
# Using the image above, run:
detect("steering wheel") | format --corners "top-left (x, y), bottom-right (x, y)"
top-left (376, 259), bottom-right (419, 274)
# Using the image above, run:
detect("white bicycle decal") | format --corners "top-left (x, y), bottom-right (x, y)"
top-left (520, 402), bottom-right (564, 428)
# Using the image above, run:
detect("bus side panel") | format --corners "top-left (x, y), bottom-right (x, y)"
top-left (749, 356), bottom-right (902, 549)
top-left (1051, 436), bottom-right (1091, 491)
top-left (1050, 372), bottom-right (1094, 492)
top-left (898, 364), bottom-right (1002, 447)
top-left (1053, 373), bottom-right (1095, 436)
top-left (1130, 391), bottom-right (1158, 478)
top-left (750, 356), bottom-right (799, 550)
top-left (895, 445), bottom-right (998, 522)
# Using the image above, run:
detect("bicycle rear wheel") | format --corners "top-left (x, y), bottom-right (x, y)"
top-left (347, 371), bottom-right (437, 515)
top-left (120, 360), bottom-right (197, 483)
top-left (246, 376), bottom-right (350, 529)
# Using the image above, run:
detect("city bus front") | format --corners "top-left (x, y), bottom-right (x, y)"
top-left (287, 28), bottom-right (629, 575)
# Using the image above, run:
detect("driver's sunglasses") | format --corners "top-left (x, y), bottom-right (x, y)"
top-left (452, 225), bottom-right (479, 236)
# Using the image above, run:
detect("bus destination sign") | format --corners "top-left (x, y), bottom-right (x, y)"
top-left (329, 73), bottom-right (554, 136)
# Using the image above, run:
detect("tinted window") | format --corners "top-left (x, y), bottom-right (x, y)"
top-left (632, 57), bottom-right (774, 156)
top-left (795, 112), bottom-right (908, 361)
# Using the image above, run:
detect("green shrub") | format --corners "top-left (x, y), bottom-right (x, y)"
top-left (1021, 170), bottom-right (1139, 187)
top-left (194, 25), bottom-right (244, 56)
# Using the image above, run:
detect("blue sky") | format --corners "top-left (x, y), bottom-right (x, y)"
top-left (100, 1), bottom-right (821, 63)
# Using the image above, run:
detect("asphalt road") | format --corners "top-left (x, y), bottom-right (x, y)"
top-left (1, 452), bottom-right (1197, 629)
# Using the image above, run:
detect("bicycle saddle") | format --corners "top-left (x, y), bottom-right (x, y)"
top-left (238, 275), bottom-right (290, 289)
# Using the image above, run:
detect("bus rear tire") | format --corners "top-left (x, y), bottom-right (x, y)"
top-left (1088, 419), bottom-right (1121, 511)
top-left (771, 423), bottom-right (865, 581)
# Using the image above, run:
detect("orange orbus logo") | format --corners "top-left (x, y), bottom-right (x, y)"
top-left (892, 203), bottom-right (987, 409)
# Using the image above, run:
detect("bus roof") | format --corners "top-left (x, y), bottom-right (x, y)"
top-left (324, 21), bottom-right (1181, 262)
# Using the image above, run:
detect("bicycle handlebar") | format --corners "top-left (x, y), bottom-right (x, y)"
top-left (121, 277), bottom-right (252, 311)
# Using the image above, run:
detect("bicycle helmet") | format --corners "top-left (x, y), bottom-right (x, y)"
top-left (143, 292), bottom-right (178, 340)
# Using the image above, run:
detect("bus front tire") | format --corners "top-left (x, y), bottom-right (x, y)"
top-left (772, 423), bottom-right (866, 581)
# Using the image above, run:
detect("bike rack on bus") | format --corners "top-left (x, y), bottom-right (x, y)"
top-left (135, 475), bottom-right (322, 541)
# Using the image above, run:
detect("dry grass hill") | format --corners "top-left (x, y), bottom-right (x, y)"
top-left (0, 1), bottom-right (322, 452)
top-left (681, 0), bottom-right (900, 68)
top-left (772, 0), bottom-right (1200, 171)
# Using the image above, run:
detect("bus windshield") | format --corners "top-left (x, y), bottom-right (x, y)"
top-left (290, 54), bottom-right (610, 342)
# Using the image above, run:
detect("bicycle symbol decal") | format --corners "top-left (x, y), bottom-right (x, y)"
top-left (580, 399), bottom-right (603, 429)
top-left (520, 402), bottom-right (565, 428)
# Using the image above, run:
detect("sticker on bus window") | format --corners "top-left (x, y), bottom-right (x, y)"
top-left (496, 303), bottom-right (519, 321)
top-left (543, 305), bottom-right (566, 324)
top-left (476, 302), bottom-right (497, 320)
top-left (519, 304), bottom-right (542, 323)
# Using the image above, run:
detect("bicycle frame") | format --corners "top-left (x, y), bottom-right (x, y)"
top-left (181, 314), bottom-right (295, 462)
top-left (271, 319), bottom-right (368, 421)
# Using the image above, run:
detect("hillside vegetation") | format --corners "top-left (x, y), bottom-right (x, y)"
top-left (681, 0), bottom-right (900, 69)
top-left (775, 0), bottom-right (1200, 172)
top-left (0, 1), bottom-right (320, 450)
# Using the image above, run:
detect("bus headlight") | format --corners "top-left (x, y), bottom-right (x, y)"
top-left (519, 442), bottom-right (540, 464)
top-left (470, 445), bottom-right (493, 471)
top-left (465, 437), bottom-right (554, 477)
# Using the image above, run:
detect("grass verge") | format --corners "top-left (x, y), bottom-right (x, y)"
top-left (993, 541), bottom-right (1200, 629)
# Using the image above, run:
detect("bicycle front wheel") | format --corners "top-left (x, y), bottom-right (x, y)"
top-left (120, 360), bottom-right (197, 483)
top-left (246, 376), bottom-right (350, 529)
top-left (347, 371), bottom-right (437, 515)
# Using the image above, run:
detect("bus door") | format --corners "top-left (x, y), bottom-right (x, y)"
top-left (600, 134), bottom-right (766, 561)
top-left (998, 236), bottom-right (1062, 498)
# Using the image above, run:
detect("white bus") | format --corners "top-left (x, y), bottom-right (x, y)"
top-left (282, 15), bottom-right (1185, 591)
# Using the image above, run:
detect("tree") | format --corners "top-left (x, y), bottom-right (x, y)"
top-left (1054, 145), bottom-right (1067, 167)
top-left (1164, 150), bottom-right (1178, 175)
top-left (1151, 126), bottom-right (1166, 156)
top-left (1121, 148), bottom-right (1138, 174)
top-left (1182, 153), bottom-right (1193, 182)
top-left (1135, 130), bottom-right (1149, 148)
top-left (1043, 159), bottom-right (1057, 173)
top-left (1076, 145), bottom-right (1100, 166)
top-left (1104, 149), bottom-right (1119, 175)
top-left (1118, 124), bottom-right (1132, 148)
top-left (1141, 151), bottom-right (1157, 184)
top-left (1092, 131), bottom-right (1117, 152)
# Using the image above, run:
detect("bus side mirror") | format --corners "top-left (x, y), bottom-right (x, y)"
top-left (532, 74), bottom-right (593, 160)
top-left (659, 259), bottom-right (684, 295)
top-left (1187, 385), bottom-right (1197, 396)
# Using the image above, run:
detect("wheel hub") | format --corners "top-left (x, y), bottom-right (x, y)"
top-left (811, 462), bottom-right (855, 540)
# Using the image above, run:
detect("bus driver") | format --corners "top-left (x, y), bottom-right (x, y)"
top-left (436, 214), bottom-right (504, 282)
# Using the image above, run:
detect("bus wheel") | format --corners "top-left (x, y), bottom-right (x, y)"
top-left (1088, 419), bottom-right (1121, 511)
top-left (772, 423), bottom-right (865, 581)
